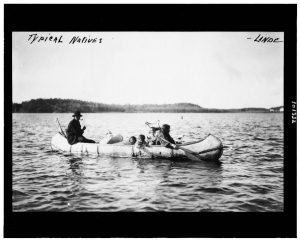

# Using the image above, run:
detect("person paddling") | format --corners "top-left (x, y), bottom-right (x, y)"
top-left (66, 111), bottom-right (96, 144)
top-left (155, 124), bottom-right (178, 149)
top-left (147, 126), bottom-right (160, 145)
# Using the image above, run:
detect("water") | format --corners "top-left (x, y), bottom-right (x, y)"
top-left (12, 113), bottom-right (283, 212)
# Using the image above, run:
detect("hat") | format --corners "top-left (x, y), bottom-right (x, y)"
top-left (72, 110), bottom-right (82, 117)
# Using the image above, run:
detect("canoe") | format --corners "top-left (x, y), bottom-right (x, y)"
top-left (51, 133), bottom-right (223, 161)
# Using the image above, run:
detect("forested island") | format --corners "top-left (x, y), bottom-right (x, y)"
top-left (12, 98), bottom-right (281, 113)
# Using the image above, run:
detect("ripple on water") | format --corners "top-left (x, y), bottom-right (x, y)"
top-left (12, 113), bottom-right (284, 212)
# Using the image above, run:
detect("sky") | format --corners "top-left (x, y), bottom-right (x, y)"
top-left (12, 32), bottom-right (284, 108)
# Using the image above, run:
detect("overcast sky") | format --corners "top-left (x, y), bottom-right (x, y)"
top-left (13, 32), bottom-right (283, 108)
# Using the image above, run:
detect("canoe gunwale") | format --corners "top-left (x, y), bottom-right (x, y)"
top-left (56, 132), bottom-right (212, 148)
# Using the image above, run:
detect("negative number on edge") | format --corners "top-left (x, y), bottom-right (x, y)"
top-left (292, 101), bottom-right (296, 124)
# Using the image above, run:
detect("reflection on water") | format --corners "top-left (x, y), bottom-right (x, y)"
top-left (13, 113), bottom-right (283, 212)
top-left (68, 157), bottom-right (84, 177)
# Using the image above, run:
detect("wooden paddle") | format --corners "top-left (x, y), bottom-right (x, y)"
top-left (157, 136), bottom-right (200, 161)
top-left (56, 118), bottom-right (67, 138)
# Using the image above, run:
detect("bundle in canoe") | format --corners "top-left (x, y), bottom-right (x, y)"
top-left (51, 132), bottom-right (223, 161)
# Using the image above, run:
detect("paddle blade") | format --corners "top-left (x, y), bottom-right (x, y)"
top-left (183, 151), bottom-right (201, 161)
top-left (178, 146), bottom-right (200, 161)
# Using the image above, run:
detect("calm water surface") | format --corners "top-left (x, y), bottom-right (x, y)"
top-left (12, 113), bottom-right (283, 212)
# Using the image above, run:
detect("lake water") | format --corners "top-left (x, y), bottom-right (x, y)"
top-left (12, 113), bottom-right (283, 212)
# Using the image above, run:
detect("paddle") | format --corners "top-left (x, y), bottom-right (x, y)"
top-left (56, 118), bottom-right (67, 138)
top-left (157, 136), bottom-right (200, 161)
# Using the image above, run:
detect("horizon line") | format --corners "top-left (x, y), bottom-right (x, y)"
top-left (12, 97), bottom-right (284, 110)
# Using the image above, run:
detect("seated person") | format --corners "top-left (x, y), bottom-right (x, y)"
top-left (135, 134), bottom-right (149, 148)
top-left (122, 136), bottom-right (137, 145)
top-left (155, 124), bottom-right (178, 149)
top-left (147, 127), bottom-right (160, 145)
top-left (66, 111), bottom-right (96, 145)
top-left (129, 136), bottom-right (137, 145)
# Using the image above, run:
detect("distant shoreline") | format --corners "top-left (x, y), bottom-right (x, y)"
top-left (13, 112), bottom-right (284, 114)
top-left (12, 98), bottom-right (284, 113)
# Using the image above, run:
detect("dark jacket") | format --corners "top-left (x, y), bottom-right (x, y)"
top-left (155, 130), bottom-right (175, 147)
top-left (66, 119), bottom-right (84, 144)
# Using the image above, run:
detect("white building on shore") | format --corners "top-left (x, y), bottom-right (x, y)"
top-left (270, 106), bottom-right (284, 112)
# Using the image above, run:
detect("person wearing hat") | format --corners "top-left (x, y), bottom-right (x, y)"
top-left (155, 124), bottom-right (178, 149)
top-left (66, 110), bottom-right (96, 145)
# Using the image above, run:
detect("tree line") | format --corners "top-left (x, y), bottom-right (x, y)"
top-left (12, 98), bottom-right (272, 113)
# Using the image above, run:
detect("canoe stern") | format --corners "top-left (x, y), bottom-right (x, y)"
top-left (181, 134), bottom-right (223, 161)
